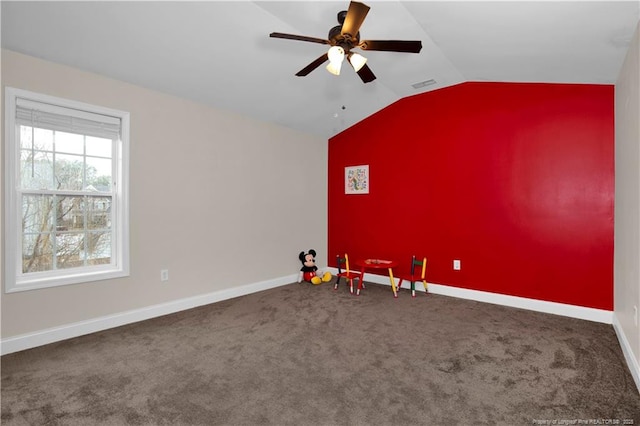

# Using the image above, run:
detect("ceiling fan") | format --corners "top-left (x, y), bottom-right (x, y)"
top-left (269, 1), bottom-right (422, 83)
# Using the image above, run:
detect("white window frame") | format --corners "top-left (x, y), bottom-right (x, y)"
top-left (4, 87), bottom-right (130, 293)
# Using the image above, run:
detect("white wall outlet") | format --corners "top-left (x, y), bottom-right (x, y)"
top-left (453, 260), bottom-right (461, 270)
top-left (634, 305), bottom-right (638, 327)
top-left (160, 269), bottom-right (169, 282)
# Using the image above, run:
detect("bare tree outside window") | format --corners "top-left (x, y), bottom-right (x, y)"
top-left (20, 126), bottom-right (113, 274)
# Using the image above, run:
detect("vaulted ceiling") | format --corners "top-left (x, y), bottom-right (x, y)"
top-left (2, 1), bottom-right (639, 139)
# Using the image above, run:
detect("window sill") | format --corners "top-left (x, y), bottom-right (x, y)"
top-left (6, 267), bottom-right (129, 293)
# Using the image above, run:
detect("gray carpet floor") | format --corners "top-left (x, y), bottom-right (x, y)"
top-left (2, 281), bottom-right (640, 425)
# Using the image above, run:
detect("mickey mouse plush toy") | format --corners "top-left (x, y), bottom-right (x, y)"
top-left (298, 249), bottom-right (332, 285)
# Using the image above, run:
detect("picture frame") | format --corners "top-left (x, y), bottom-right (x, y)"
top-left (345, 165), bottom-right (369, 194)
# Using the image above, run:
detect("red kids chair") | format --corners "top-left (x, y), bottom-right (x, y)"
top-left (335, 254), bottom-right (362, 294)
top-left (396, 256), bottom-right (428, 297)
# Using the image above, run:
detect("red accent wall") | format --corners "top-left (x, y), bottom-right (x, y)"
top-left (328, 82), bottom-right (614, 310)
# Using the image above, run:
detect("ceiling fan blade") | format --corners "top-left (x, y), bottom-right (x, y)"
top-left (295, 53), bottom-right (329, 77)
top-left (359, 40), bottom-right (422, 53)
top-left (341, 1), bottom-right (370, 38)
top-left (270, 32), bottom-right (330, 45)
top-left (355, 63), bottom-right (376, 83)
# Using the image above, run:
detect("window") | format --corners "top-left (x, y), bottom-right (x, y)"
top-left (4, 87), bottom-right (129, 292)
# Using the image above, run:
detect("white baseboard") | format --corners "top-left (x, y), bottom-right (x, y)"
top-left (613, 314), bottom-right (640, 393)
top-left (1, 274), bottom-right (298, 356)
top-left (428, 283), bottom-right (614, 324)
top-left (332, 268), bottom-right (614, 324)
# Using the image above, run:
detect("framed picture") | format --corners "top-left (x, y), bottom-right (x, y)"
top-left (345, 165), bottom-right (369, 194)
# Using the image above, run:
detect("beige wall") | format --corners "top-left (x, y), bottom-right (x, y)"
top-left (1, 49), bottom-right (328, 338)
top-left (614, 22), bottom-right (640, 371)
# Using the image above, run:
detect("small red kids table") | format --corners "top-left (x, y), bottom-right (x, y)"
top-left (353, 258), bottom-right (399, 298)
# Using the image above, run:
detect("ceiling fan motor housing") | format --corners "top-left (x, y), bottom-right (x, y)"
top-left (328, 21), bottom-right (360, 50)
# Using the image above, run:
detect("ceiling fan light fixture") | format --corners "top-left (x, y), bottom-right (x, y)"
top-left (326, 45), bottom-right (345, 75)
top-left (348, 52), bottom-right (367, 72)
top-left (327, 46), bottom-right (345, 63)
top-left (326, 61), bottom-right (343, 76)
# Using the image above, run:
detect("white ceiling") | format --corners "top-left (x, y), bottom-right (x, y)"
top-left (2, 1), bottom-right (639, 139)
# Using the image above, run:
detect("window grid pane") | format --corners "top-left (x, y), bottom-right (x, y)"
top-left (19, 125), bottom-right (115, 275)
top-left (20, 149), bottom-right (54, 190)
top-left (23, 232), bottom-right (53, 273)
top-left (22, 194), bottom-right (113, 273)
top-left (54, 153), bottom-right (85, 191)
top-left (20, 127), bottom-right (114, 193)
top-left (22, 194), bottom-right (54, 234)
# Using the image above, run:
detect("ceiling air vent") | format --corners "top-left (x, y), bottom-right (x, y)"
top-left (411, 79), bottom-right (436, 89)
